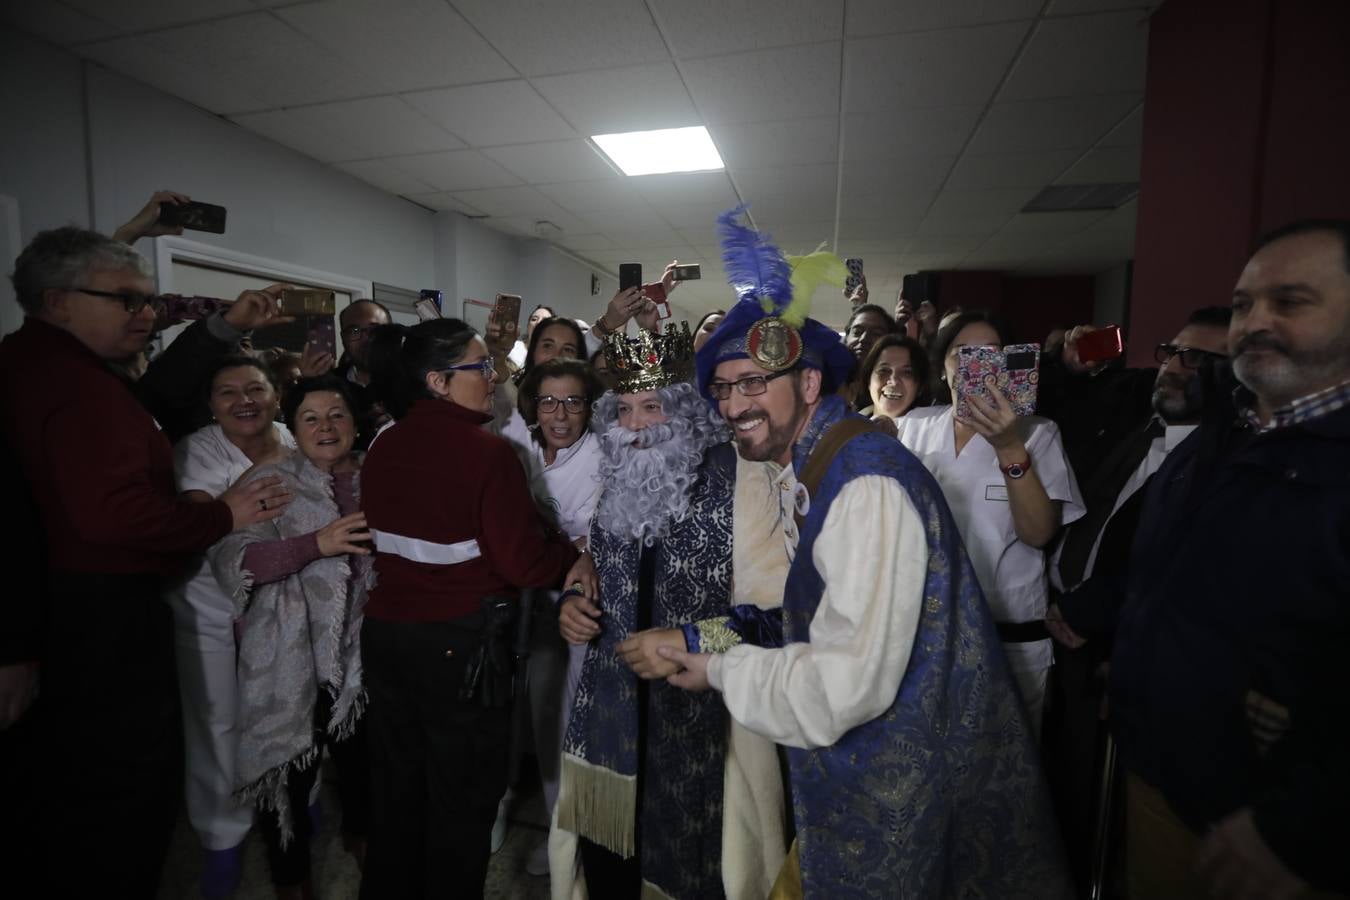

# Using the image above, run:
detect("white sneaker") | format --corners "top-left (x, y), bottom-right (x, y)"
top-left (490, 793), bottom-right (511, 854)
top-left (525, 839), bottom-right (550, 877)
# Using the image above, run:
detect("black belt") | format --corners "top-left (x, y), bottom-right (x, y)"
top-left (996, 620), bottom-right (1051, 643)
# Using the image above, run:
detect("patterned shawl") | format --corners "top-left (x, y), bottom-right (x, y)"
top-left (209, 453), bottom-right (374, 844)
top-left (558, 442), bottom-right (736, 899)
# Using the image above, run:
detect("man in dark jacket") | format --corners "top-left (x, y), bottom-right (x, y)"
top-left (0, 226), bottom-right (293, 894)
top-left (1109, 219), bottom-right (1350, 898)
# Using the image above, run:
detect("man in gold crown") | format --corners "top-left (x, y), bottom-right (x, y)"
top-left (552, 321), bottom-right (787, 900)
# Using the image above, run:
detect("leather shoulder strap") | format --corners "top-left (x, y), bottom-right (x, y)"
top-left (793, 418), bottom-right (884, 529)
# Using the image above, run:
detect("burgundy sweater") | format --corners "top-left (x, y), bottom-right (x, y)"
top-left (0, 319), bottom-right (232, 575)
top-left (360, 398), bottom-right (578, 622)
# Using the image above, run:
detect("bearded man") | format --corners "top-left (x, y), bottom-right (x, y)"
top-left (554, 324), bottom-right (786, 900)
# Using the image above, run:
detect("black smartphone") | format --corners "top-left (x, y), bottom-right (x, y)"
top-left (619, 263), bottom-right (642, 293)
top-left (159, 200), bottom-right (227, 234)
top-left (671, 263), bottom-right (701, 282)
top-left (901, 272), bottom-right (930, 304)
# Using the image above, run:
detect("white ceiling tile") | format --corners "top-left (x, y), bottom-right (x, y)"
top-left (449, 185), bottom-right (571, 218)
top-left (846, 22), bottom-right (1030, 112)
top-left (230, 109), bottom-right (364, 163)
top-left (482, 141), bottom-right (620, 184)
top-left (80, 34), bottom-right (268, 115)
top-left (275, 0), bottom-right (516, 93)
top-left (404, 80), bottom-right (577, 146)
top-left (284, 96), bottom-right (465, 160)
top-left (675, 221), bottom-right (724, 247)
top-left (537, 180), bottom-right (646, 212)
top-left (385, 150), bottom-right (521, 191)
top-left (839, 188), bottom-right (937, 221)
top-left (555, 234), bottom-right (617, 252)
top-left (831, 239), bottom-right (910, 257)
top-left (1046, 0), bottom-right (1161, 15)
top-left (651, 0), bottom-right (842, 58)
top-left (841, 107), bottom-right (984, 160)
top-left (453, 0), bottom-right (669, 77)
top-left (407, 193), bottom-right (487, 215)
top-left (1054, 146), bottom-right (1140, 184)
top-left (732, 164), bottom-right (838, 210)
top-left (1081, 197), bottom-right (1137, 233)
top-left (83, 13), bottom-right (373, 112)
top-left (1, 1), bottom-right (121, 44)
top-left (630, 172), bottom-right (739, 207)
top-left (993, 210), bottom-right (1110, 235)
top-left (61, 0), bottom-right (253, 32)
top-left (491, 210), bottom-right (595, 236)
top-left (659, 203), bottom-right (740, 230)
top-left (966, 93), bottom-right (1142, 153)
top-left (1000, 11), bottom-right (1149, 101)
top-left (840, 158), bottom-right (951, 199)
top-left (579, 205), bottom-right (671, 236)
top-left (746, 221), bottom-right (836, 244)
top-left (837, 218), bottom-right (924, 242)
top-left (916, 187), bottom-right (1039, 234)
top-left (532, 64), bottom-right (700, 135)
top-left (1098, 104), bottom-right (1144, 146)
top-left (332, 159), bottom-right (438, 195)
top-left (947, 149), bottom-right (1081, 189)
top-left (709, 117), bottom-right (839, 169)
top-left (845, 0), bottom-right (1043, 36)
top-left (684, 43), bottom-right (841, 125)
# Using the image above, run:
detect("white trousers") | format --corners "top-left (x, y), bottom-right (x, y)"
top-left (172, 633), bottom-right (254, 850)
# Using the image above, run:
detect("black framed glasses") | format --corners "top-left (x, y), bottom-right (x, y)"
top-left (1154, 343), bottom-right (1225, 369)
top-left (535, 394), bottom-right (587, 414)
top-left (71, 287), bottom-right (163, 316)
top-left (707, 368), bottom-right (795, 401)
top-left (442, 358), bottom-right (496, 380)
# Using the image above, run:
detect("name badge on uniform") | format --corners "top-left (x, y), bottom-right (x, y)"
top-left (984, 484), bottom-right (1009, 502)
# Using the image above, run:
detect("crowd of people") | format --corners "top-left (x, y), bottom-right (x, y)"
top-left (0, 191), bottom-right (1346, 900)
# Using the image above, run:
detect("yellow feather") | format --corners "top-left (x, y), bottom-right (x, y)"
top-left (783, 251), bottom-right (847, 327)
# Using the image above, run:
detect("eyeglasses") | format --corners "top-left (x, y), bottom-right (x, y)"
top-left (71, 287), bottom-right (163, 316)
top-left (707, 368), bottom-right (795, 401)
top-left (535, 394), bottom-right (587, 414)
top-left (442, 358), bottom-right (496, 380)
top-left (1154, 344), bottom-right (1225, 368)
top-left (342, 325), bottom-right (377, 339)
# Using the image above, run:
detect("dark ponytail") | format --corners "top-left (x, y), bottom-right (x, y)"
top-left (367, 318), bottom-right (479, 419)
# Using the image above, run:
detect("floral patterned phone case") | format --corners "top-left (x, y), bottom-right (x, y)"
top-left (955, 343), bottom-right (1041, 418)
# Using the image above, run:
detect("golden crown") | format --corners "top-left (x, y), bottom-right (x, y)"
top-left (602, 322), bottom-right (696, 393)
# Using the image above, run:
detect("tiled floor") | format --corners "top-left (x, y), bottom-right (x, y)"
top-left (157, 760), bottom-right (551, 900)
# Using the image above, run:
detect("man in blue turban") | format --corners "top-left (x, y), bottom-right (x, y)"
top-left (660, 206), bottom-right (1073, 898)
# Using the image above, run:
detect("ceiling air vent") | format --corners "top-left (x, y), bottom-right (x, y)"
top-left (1023, 183), bottom-right (1139, 213)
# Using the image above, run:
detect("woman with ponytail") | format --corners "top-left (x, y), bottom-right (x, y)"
top-left (356, 318), bottom-right (594, 899)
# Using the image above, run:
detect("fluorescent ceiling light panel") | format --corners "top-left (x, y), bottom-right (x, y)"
top-left (591, 126), bottom-right (724, 176)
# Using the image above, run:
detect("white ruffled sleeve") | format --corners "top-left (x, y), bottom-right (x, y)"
top-left (707, 474), bottom-right (928, 749)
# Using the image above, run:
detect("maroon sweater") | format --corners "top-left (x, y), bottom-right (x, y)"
top-left (0, 319), bottom-right (233, 575)
top-left (360, 398), bottom-right (577, 622)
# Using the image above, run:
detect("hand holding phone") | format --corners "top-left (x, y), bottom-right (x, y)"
top-left (491, 293), bottom-right (522, 344)
top-left (1067, 325), bottom-right (1123, 370)
top-left (277, 289), bottom-right (336, 317)
top-left (619, 263), bottom-right (642, 293)
top-left (955, 343), bottom-right (1041, 419)
top-left (158, 200), bottom-right (227, 234)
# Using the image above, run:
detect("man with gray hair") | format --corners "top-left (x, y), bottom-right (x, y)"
top-left (0, 226), bottom-right (293, 892)
top-left (554, 324), bottom-right (785, 900)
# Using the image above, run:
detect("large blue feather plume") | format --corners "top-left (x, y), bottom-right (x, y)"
top-left (717, 204), bottom-right (792, 315)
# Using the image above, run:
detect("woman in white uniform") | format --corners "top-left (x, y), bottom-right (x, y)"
top-left (167, 356), bottom-right (294, 897)
top-left (893, 312), bottom-right (1084, 740)
top-left (514, 358), bottom-right (604, 880)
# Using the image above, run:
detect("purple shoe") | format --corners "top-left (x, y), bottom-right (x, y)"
top-left (200, 844), bottom-right (244, 900)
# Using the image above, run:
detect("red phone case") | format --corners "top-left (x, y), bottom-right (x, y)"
top-left (1076, 326), bottom-right (1123, 364)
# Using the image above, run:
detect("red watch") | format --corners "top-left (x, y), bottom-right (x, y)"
top-left (1000, 455), bottom-right (1031, 479)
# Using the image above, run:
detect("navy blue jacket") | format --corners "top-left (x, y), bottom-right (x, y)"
top-left (1109, 399), bottom-right (1350, 891)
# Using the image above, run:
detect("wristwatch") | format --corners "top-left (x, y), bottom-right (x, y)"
top-left (1000, 455), bottom-right (1031, 479)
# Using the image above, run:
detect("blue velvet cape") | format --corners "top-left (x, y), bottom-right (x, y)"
top-left (562, 442), bottom-right (737, 899)
top-left (783, 395), bottom-right (1072, 898)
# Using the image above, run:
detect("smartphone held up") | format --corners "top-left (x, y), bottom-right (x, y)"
top-left (955, 343), bottom-right (1041, 419)
top-left (159, 200), bottom-right (227, 234)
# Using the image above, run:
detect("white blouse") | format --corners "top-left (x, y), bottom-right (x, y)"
top-left (894, 406), bottom-right (1084, 670)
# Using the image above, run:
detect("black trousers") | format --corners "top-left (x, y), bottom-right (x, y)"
top-left (358, 616), bottom-right (512, 900)
top-left (12, 573), bottom-right (182, 896)
top-left (257, 694), bottom-right (372, 886)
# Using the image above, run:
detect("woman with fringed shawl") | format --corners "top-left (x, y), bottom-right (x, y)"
top-left (210, 375), bottom-right (374, 898)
